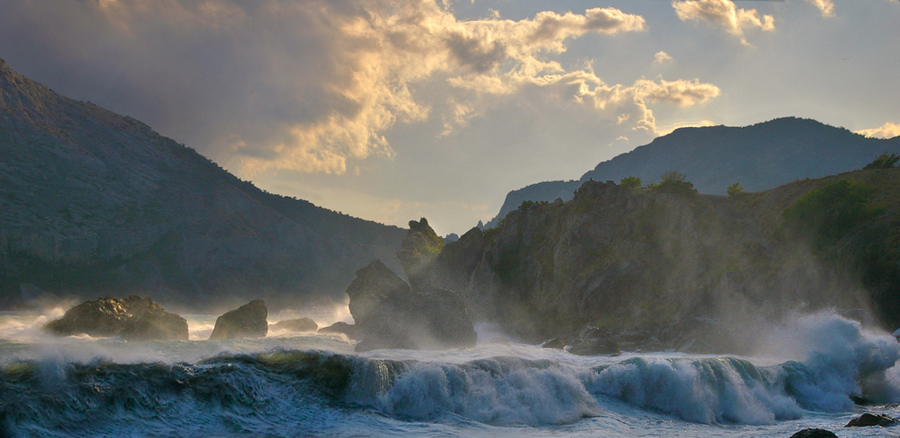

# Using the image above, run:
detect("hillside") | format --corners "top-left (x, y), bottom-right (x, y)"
top-left (485, 118), bottom-right (900, 228)
top-left (0, 58), bottom-right (406, 311)
top-left (427, 166), bottom-right (900, 353)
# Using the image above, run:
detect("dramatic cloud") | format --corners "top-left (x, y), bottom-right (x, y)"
top-left (856, 122), bottom-right (900, 139)
top-left (672, 0), bottom-right (774, 44)
top-left (0, 0), bottom-right (659, 176)
top-left (804, 0), bottom-right (835, 17)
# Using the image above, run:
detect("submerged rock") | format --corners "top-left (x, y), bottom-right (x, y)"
top-left (844, 413), bottom-right (898, 427)
top-left (789, 429), bottom-right (838, 438)
top-left (270, 317), bottom-right (318, 333)
top-left (209, 300), bottom-right (268, 340)
top-left (345, 260), bottom-right (476, 352)
top-left (44, 295), bottom-right (187, 340)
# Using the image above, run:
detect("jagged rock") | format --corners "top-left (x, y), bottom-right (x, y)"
top-left (344, 259), bottom-right (476, 352)
top-left (789, 429), bottom-right (838, 438)
top-left (270, 317), bottom-right (318, 333)
top-left (318, 321), bottom-right (362, 340)
top-left (562, 325), bottom-right (620, 356)
top-left (844, 413), bottom-right (898, 427)
top-left (397, 218), bottom-right (444, 289)
top-left (209, 300), bottom-right (268, 340)
top-left (43, 295), bottom-right (185, 340)
top-left (120, 309), bottom-right (188, 341)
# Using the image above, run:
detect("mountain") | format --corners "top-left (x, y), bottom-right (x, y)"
top-left (0, 58), bottom-right (406, 311)
top-left (426, 165), bottom-right (900, 353)
top-left (484, 118), bottom-right (900, 228)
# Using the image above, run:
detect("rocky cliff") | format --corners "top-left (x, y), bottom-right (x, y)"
top-left (0, 58), bottom-right (406, 310)
top-left (432, 166), bottom-right (900, 353)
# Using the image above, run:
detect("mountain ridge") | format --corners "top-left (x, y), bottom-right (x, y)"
top-left (0, 57), bottom-right (406, 312)
top-left (484, 117), bottom-right (900, 228)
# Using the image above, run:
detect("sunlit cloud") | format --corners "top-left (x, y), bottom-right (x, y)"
top-left (672, 0), bottom-right (774, 45)
top-left (654, 51), bottom-right (674, 64)
top-left (804, 0), bottom-right (835, 17)
top-left (856, 122), bottom-right (900, 139)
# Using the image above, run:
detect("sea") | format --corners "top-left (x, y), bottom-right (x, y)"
top-left (2, 308), bottom-right (900, 438)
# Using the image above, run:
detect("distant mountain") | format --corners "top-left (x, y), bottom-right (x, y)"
top-left (484, 118), bottom-right (900, 228)
top-left (0, 58), bottom-right (406, 311)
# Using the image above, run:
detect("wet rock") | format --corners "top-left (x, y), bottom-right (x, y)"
top-left (789, 429), bottom-right (838, 438)
top-left (564, 325), bottom-right (621, 356)
top-left (120, 309), bottom-right (188, 341)
top-left (271, 317), bottom-right (318, 333)
top-left (209, 300), bottom-right (268, 340)
top-left (844, 413), bottom-right (898, 427)
top-left (44, 295), bottom-right (185, 340)
top-left (318, 321), bottom-right (362, 340)
top-left (344, 260), bottom-right (476, 352)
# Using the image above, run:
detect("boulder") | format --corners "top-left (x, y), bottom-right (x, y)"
top-left (397, 218), bottom-right (444, 289)
top-left (270, 317), bottom-right (318, 333)
top-left (318, 321), bottom-right (363, 340)
top-left (209, 300), bottom-right (268, 340)
top-left (844, 413), bottom-right (898, 427)
top-left (120, 309), bottom-right (189, 341)
top-left (343, 259), bottom-right (477, 352)
top-left (789, 429), bottom-right (838, 438)
top-left (44, 295), bottom-right (186, 340)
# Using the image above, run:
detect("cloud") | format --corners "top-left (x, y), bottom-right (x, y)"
top-left (0, 0), bottom-right (658, 176)
top-left (804, 0), bottom-right (835, 17)
top-left (654, 51), bottom-right (674, 64)
top-left (672, 0), bottom-right (774, 44)
top-left (856, 122), bottom-right (900, 139)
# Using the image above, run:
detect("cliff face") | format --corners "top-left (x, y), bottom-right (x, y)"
top-left (0, 58), bottom-right (406, 310)
top-left (433, 168), bottom-right (900, 351)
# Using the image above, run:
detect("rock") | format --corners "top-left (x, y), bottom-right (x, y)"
top-left (318, 321), bottom-right (362, 340)
top-left (564, 325), bottom-right (621, 356)
top-left (270, 317), bottom-right (318, 333)
top-left (43, 295), bottom-right (184, 340)
top-left (120, 309), bottom-right (189, 341)
top-left (541, 337), bottom-right (565, 349)
top-left (397, 218), bottom-right (444, 289)
top-left (789, 429), bottom-right (838, 438)
top-left (208, 300), bottom-right (268, 340)
top-left (844, 413), bottom-right (898, 427)
top-left (344, 259), bottom-right (476, 352)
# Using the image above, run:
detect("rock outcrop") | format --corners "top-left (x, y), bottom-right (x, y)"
top-left (44, 295), bottom-right (187, 340)
top-left (789, 429), bottom-right (838, 438)
top-left (209, 300), bottom-right (268, 340)
top-left (270, 317), bottom-right (318, 333)
top-left (845, 413), bottom-right (898, 427)
top-left (396, 218), bottom-right (444, 289)
top-left (345, 259), bottom-right (476, 352)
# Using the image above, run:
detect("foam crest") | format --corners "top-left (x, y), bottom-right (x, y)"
top-left (345, 356), bottom-right (602, 426)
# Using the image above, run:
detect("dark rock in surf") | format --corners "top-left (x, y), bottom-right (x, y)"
top-left (271, 317), bottom-right (318, 333)
top-left (844, 413), bottom-right (898, 427)
top-left (345, 260), bottom-right (476, 352)
top-left (44, 295), bottom-right (186, 340)
top-left (789, 429), bottom-right (838, 438)
top-left (120, 309), bottom-right (189, 341)
top-left (209, 300), bottom-right (268, 340)
top-left (318, 321), bottom-right (362, 340)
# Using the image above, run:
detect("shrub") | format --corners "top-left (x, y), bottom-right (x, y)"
top-left (649, 171), bottom-right (696, 196)
top-left (727, 183), bottom-right (746, 197)
top-left (620, 176), bottom-right (642, 189)
top-left (783, 179), bottom-right (880, 247)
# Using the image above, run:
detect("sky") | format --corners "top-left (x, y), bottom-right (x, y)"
top-left (1, 0), bottom-right (898, 235)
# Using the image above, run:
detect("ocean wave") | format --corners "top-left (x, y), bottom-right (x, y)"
top-left (2, 312), bottom-right (898, 435)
